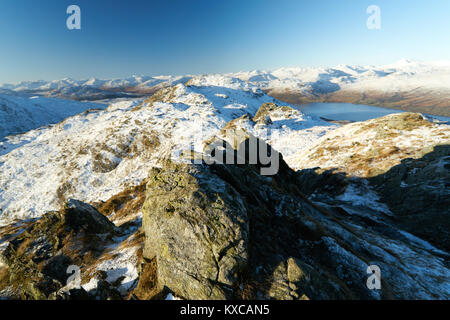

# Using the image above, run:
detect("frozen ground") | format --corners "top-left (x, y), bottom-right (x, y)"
top-left (0, 76), bottom-right (334, 226)
top-left (0, 93), bottom-right (104, 139)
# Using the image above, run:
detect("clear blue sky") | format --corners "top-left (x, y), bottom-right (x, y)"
top-left (1, 0), bottom-right (449, 83)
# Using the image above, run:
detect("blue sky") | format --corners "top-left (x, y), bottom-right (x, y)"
top-left (0, 0), bottom-right (449, 83)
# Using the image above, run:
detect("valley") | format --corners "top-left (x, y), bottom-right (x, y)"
top-left (2, 60), bottom-right (450, 117)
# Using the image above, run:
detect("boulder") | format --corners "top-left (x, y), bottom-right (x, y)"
top-left (141, 140), bottom-right (450, 300)
top-left (370, 144), bottom-right (450, 251)
top-left (142, 160), bottom-right (249, 299)
top-left (0, 200), bottom-right (118, 299)
top-left (64, 199), bottom-right (117, 234)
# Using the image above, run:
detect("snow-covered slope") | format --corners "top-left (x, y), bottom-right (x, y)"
top-left (232, 59), bottom-right (450, 96)
top-left (0, 93), bottom-right (105, 139)
top-left (2, 60), bottom-right (449, 114)
top-left (233, 60), bottom-right (450, 116)
top-left (0, 77), bottom-right (332, 226)
top-left (1, 73), bottom-right (449, 300)
top-left (0, 75), bottom-right (191, 101)
top-left (292, 112), bottom-right (450, 176)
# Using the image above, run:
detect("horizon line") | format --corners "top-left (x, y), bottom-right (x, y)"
top-left (2, 58), bottom-right (450, 86)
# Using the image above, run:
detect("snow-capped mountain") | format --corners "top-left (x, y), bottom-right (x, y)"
top-left (0, 93), bottom-right (105, 139)
top-left (1, 60), bottom-right (449, 116)
top-left (233, 59), bottom-right (450, 94)
top-left (0, 75), bottom-right (191, 101)
top-left (233, 60), bottom-right (450, 116)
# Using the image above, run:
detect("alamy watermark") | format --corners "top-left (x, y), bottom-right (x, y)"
top-left (66, 5), bottom-right (81, 30)
top-left (66, 5), bottom-right (380, 31)
top-left (186, 127), bottom-right (280, 176)
top-left (366, 265), bottom-right (381, 290)
top-left (366, 5), bottom-right (381, 30)
top-left (66, 265), bottom-right (81, 288)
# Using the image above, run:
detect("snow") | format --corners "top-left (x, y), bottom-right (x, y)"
top-left (1, 68), bottom-right (449, 299)
top-left (336, 182), bottom-right (392, 216)
top-left (2, 76), bottom-right (145, 91)
top-left (292, 112), bottom-right (450, 176)
top-left (0, 75), bottom-right (191, 99)
top-left (3, 60), bottom-right (449, 103)
top-left (76, 225), bottom-right (142, 294)
top-left (93, 243), bottom-right (140, 294)
top-left (0, 79), bottom-right (332, 226)
top-left (231, 59), bottom-right (450, 97)
top-left (81, 278), bottom-right (98, 293)
top-left (165, 293), bottom-right (182, 300)
top-left (306, 198), bottom-right (450, 299)
top-left (0, 93), bottom-right (105, 139)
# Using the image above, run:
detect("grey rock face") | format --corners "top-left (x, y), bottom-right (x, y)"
top-left (0, 200), bottom-right (120, 299)
top-left (65, 199), bottom-right (117, 234)
top-left (141, 140), bottom-right (450, 300)
top-left (370, 144), bottom-right (450, 251)
top-left (142, 161), bottom-right (249, 299)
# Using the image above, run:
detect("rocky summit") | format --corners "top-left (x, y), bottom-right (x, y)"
top-left (3, 136), bottom-right (448, 300)
top-left (138, 140), bottom-right (449, 300)
top-left (0, 80), bottom-right (449, 300)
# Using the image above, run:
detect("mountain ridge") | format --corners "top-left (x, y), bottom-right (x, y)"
top-left (0, 74), bottom-right (449, 300)
top-left (2, 60), bottom-right (449, 116)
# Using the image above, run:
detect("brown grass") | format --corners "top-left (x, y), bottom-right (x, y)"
top-left (94, 181), bottom-right (147, 225)
top-left (131, 258), bottom-right (160, 300)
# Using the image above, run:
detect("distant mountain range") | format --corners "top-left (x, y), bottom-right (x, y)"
top-left (0, 75), bottom-right (191, 102)
top-left (1, 59), bottom-right (450, 116)
top-left (246, 59), bottom-right (450, 117)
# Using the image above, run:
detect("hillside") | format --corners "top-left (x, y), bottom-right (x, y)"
top-left (0, 93), bottom-right (104, 139)
top-left (0, 77), bottom-right (449, 300)
top-left (0, 77), bottom-right (332, 226)
top-left (2, 60), bottom-right (449, 116)
top-left (0, 76), bottom-right (191, 101)
top-left (236, 60), bottom-right (450, 117)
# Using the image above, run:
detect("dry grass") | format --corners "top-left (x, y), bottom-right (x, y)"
top-left (131, 257), bottom-right (160, 300)
top-left (94, 181), bottom-right (147, 225)
top-left (132, 86), bottom-right (178, 112)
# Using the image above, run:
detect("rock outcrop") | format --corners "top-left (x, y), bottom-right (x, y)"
top-left (140, 139), bottom-right (450, 300)
top-left (142, 161), bottom-right (249, 299)
top-left (370, 145), bottom-right (450, 251)
top-left (293, 113), bottom-right (449, 178)
top-left (1, 97), bottom-right (449, 300)
top-left (0, 200), bottom-right (120, 299)
top-left (293, 113), bottom-right (450, 252)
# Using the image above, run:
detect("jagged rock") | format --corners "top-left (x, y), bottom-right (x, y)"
top-left (141, 152), bottom-right (349, 300)
top-left (87, 271), bottom-right (123, 300)
top-left (141, 138), bottom-right (450, 300)
top-left (252, 102), bottom-right (297, 125)
top-left (370, 145), bottom-right (450, 251)
top-left (292, 113), bottom-right (449, 251)
top-left (1, 108), bottom-right (448, 300)
top-left (49, 287), bottom-right (92, 300)
top-left (287, 257), bottom-right (305, 283)
top-left (0, 200), bottom-right (118, 299)
top-left (142, 160), bottom-right (249, 299)
top-left (64, 199), bottom-right (117, 234)
top-left (295, 168), bottom-right (348, 197)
